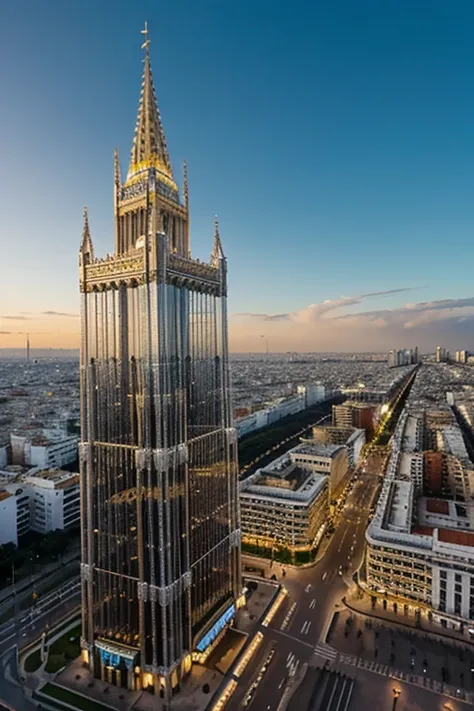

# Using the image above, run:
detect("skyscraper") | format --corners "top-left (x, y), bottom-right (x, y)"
top-left (79, 24), bottom-right (241, 698)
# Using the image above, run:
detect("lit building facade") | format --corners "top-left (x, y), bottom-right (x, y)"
top-left (240, 464), bottom-right (328, 559)
top-left (79, 26), bottom-right (241, 697)
top-left (365, 408), bottom-right (474, 630)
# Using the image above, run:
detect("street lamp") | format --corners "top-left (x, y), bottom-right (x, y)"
top-left (392, 688), bottom-right (401, 710)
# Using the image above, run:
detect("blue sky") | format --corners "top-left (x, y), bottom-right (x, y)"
top-left (1, 0), bottom-right (474, 351)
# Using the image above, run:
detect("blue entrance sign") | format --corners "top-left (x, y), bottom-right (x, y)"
top-left (196, 604), bottom-right (236, 652)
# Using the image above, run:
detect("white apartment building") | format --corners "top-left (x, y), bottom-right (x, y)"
top-left (365, 409), bottom-right (474, 630)
top-left (22, 470), bottom-right (80, 532)
top-left (297, 383), bottom-right (326, 407)
top-left (0, 445), bottom-right (8, 469)
top-left (11, 432), bottom-right (78, 469)
top-left (0, 488), bottom-right (30, 546)
top-left (290, 442), bottom-right (350, 500)
top-left (310, 425), bottom-right (366, 468)
top-left (0, 468), bottom-right (80, 544)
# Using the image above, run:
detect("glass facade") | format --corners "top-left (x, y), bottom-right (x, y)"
top-left (80, 238), bottom-right (241, 693)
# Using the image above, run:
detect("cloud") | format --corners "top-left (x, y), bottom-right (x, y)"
top-left (234, 286), bottom-right (424, 324)
top-left (7, 311), bottom-right (80, 319)
top-left (229, 290), bottom-right (474, 352)
top-left (1, 315), bottom-right (33, 321)
top-left (41, 311), bottom-right (79, 318)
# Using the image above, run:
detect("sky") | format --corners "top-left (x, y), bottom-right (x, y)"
top-left (1, 0), bottom-right (474, 353)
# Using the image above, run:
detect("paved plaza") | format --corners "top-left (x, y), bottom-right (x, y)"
top-left (345, 667), bottom-right (474, 711)
top-left (328, 609), bottom-right (474, 693)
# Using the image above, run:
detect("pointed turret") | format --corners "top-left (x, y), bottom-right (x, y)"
top-left (183, 160), bottom-right (189, 210)
top-left (114, 147), bottom-right (121, 188)
top-left (127, 22), bottom-right (174, 186)
top-left (210, 216), bottom-right (225, 266)
top-left (80, 206), bottom-right (94, 265)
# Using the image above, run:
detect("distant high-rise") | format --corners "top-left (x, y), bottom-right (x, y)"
top-left (79, 24), bottom-right (241, 698)
top-left (436, 345), bottom-right (447, 363)
top-left (26, 334), bottom-right (30, 362)
top-left (387, 347), bottom-right (418, 368)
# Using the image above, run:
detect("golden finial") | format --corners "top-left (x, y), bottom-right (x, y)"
top-left (141, 21), bottom-right (151, 54)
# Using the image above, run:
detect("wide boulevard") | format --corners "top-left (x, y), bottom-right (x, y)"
top-left (227, 461), bottom-right (382, 711)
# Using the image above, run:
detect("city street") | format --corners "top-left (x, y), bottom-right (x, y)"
top-left (0, 578), bottom-right (80, 659)
top-left (228, 444), bottom-right (473, 710)
top-left (227, 460), bottom-right (382, 711)
top-left (0, 579), bottom-right (80, 711)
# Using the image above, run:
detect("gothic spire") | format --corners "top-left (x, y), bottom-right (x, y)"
top-left (127, 22), bottom-right (173, 182)
top-left (211, 216), bottom-right (225, 266)
top-left (80, 206), bottom-right (94, 262)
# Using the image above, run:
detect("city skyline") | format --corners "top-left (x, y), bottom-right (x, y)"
top-left (2, 0), bottom-right (474, 351)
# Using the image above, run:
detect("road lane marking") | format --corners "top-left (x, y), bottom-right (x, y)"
top-left (300, 621), bottom-right (309, 634)
top-left (271, 628), bottom-right (313, 649)
top-left (280, 602), bottom-right (296, 631)
top-left (337, 527), bottom-right (348, 552)
top-left (305, 584), bottom-right (311, 593)
top-left (313, 642), bottom-right (338, 661)
top-left (304, 621), bottom-right (311, 635)
top-left (309, 598), bottom-right (316, 609)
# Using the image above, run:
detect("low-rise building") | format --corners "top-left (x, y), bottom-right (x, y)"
top-left (240, 461), bottom-right (328, 561)
top-left (290, 442), bottom-right (349, 500)
top-left (0, 467), bottom-right (80, 544)
top-left (332, 402), bottom-right (379, 440)
top-left (0, 488), bottom-right (30, 546)
top-left (365, 408), bottom-right (474, 630)
top-left (10, 431), bottom-right (78, 469)
top-left (21, 470), bottom-right (80, 532)
top-left (311, 425), bottom-right (366, 468)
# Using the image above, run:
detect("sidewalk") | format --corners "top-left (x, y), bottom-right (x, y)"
top-left (242, 533), bottom-right (332, 574)
top-left (343, 591), bottom-right (474, 649)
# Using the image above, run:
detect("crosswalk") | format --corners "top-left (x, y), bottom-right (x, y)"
top-left (313, 642), bottom-right (338, 661)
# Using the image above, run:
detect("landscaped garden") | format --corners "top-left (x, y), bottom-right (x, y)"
top-left (37, 683), bottom-right (114, 711)
top-left (24, 648), bottom-right (42, 672)
top-left (45, 623), bottom-right (81, 673)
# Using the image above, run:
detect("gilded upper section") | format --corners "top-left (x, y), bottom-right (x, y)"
top-left (126, 26), bottom-right (177, 193)
top-left (80, 240), bottom-right (221, 293)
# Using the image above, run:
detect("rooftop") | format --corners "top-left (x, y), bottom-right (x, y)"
top-left (240, 466), bottom-right (327, 504)
top-left (25, 469), bottom-right (79, 489)
top-left (0, 489), bottom-right (12, 502)
top-left (291, 442), bottom-right (344, 458)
